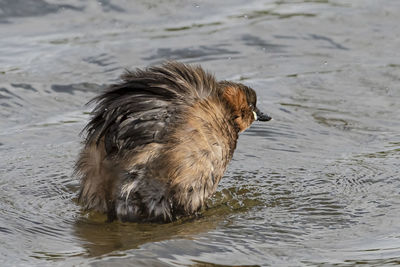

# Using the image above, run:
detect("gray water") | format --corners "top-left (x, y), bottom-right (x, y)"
top-left (1, 0), bottom-right (400, 266)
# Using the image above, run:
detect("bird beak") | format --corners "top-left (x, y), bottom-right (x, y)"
top-left (254, 108), bottom-right (272, 121)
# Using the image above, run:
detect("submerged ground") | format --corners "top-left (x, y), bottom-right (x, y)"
top-left (1, 0), bottom-right (399, 266)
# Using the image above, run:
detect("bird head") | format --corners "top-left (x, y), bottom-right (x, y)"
top-left (219, 81), bottom-right (271, 132)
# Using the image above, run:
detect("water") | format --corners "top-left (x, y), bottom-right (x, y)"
top-left (1, 0), bottom-right (400, 266)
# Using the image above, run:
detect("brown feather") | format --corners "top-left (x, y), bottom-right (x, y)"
top-left (75, 61), bottom-right (266, 222)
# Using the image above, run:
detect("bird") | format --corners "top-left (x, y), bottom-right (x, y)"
top-left (75, 61), bottom-right (271, 223)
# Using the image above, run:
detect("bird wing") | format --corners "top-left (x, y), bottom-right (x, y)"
top-left (85, 81), bottom-right (183, 155)
top-left (84, 61), bottom-right (218, 156)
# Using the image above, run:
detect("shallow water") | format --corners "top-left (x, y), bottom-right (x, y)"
top-left (1, 0), bottom-right (400, 266)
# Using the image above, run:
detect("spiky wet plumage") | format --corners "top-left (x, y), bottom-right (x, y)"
top-left (76, 61), bottom-right (265, 222)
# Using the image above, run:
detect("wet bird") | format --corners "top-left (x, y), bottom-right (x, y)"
top-left (76, 61), bottom-right (271, 222)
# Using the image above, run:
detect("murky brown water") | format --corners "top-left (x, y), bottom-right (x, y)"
top-left (1, 0), bottom-right (400, 266)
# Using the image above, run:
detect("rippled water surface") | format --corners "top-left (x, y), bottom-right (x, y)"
top-left (1, 0), bottom-right (400, 266)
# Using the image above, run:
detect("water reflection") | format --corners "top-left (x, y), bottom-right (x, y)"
top-left (74, 214), bottom-right (221, 257)
top-left (74, 178), bottom-right (266, 257)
